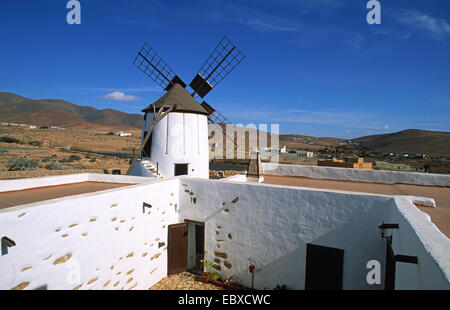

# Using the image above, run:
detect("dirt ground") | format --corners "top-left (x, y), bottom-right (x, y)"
top-left (0, 126), bottom-right (141, 179)
top-left (150, 272), bottom-right (225, 290)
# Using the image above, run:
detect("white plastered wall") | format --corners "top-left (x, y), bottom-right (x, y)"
top-left (178, 179), bottom-right (395, 290)
top-left (178, 178), bottom-right (450, 290)
top-left (263, 163), bottom-right (450, 186)
top-left (1, 174), bottom-right (449, 290)
top-left (0, 173), bottom-right (151, 193)
top-left (0, 177), bottom-right (181, 290)
top-left (386, 196), bottom-right (450, 289)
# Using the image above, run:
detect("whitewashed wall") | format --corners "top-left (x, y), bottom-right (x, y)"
top-left (0, 178), bottom-right (180, 290)
top-left (263, 163), bottom-right (450, 186)
top-left (0, 174), bottom-right (151, 193)
top-left (388, 197), bottom-right (450, 289)
top-left (178, 179), bottom-right (397, 290)
top-left (1, 174), bottom-right (448, 290)
top-left (141, 112), bottom-right (209, 179)
top-left (178, 179), bottom-right (450, 290)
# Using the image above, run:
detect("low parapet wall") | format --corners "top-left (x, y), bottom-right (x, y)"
top-left (262, 163), bottom-right (450, 187)
top-left (0, 173), bottom-right (152, 193)
top-left (0, 177), bottom-right (180, 290)
top-left (179, 178), bottom-right (450, 289)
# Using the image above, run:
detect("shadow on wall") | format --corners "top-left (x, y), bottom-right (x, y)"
top-left (245, 203), bottom-right (389, 290)
top-left (179, 179), bottom-right (395, 290)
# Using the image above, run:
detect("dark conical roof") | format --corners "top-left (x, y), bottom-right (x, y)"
top-left (142, 83), bottom-right (209, 115)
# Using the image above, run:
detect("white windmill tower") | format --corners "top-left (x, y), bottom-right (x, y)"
top-left (128, 37), bottom-right (245, 179)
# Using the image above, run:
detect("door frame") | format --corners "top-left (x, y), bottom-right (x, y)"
top-left (185, 219), bottom-right (205, 272)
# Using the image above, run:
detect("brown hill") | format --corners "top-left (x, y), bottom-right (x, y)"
top-left (354, 129), bottom-right (450, 157)
top-left (279, 134), bottom-right (344, 152)
top-left (0, 92), bottom-right (142, 130)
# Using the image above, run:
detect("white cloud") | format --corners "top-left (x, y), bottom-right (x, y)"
top-left (384, 125), bottom-right (390, 130)
top-left (100, 91), bottom-right (141, 101)
top-left (397, 10), bottom-right (450, 39)
top-left (80, 86), bottom-right (159, 92)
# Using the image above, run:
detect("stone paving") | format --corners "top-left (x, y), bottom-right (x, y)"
top-left (150, 272), bottom-right (225, 290)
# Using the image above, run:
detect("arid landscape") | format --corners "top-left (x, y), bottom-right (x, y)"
top-left (0, 126), bottom-right (141, 179)
top-left (1, 92), bottom-right (450, 178)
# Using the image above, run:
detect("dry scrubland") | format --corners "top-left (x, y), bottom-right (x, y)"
top-left (0, 126), bottom-right (142, 179)
top-left (1, 125), bottom-right (448, 180)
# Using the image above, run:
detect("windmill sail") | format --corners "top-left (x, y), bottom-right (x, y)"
top-left (133, 43), bottom-right (186, 91)
top-left (190, 36), bottom-right (246, 98)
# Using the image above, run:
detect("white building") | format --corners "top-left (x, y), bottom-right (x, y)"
top-left (114, 132), bottom-right (132, 137)
top-left (129, 84), bottom-right (209, 179)
top-left (296, 150), bottom-right (314, 158)
top-left (0, 168), bottom-right (449, 290)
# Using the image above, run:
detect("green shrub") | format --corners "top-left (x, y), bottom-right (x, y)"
top-left (41, 156), bottom-right (52, 162)
top-left (45, 162), bottom-right (64, 170)
top-left (106, 132), bottom-right (115, 136)
top-left (0, 136), bottom-right (23, 144)
top-left (68, 155), bottom-right (81, 161)
top-left (59, 157), bottom-right (73, 163)
top-left (29, 140), bottom-right (43, 147)
top-left (7, 157), bottom-right (39, 171)
top-left (89, 157), bottom-right (96, 162)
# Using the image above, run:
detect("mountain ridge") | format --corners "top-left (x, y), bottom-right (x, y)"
top-left (1, 92), bottom-right (449, 156)
top-left (354, 129), bottom-right (450, 157)
top-left (0, 92), bottom-right (143, 130)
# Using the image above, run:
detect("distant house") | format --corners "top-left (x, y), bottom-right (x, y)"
top-left (318, 157), bottom-right (373, 170)
top-left (26, 125), bottom-right (37, 129)
top-left (296, 150), bottom-right (314, 158)
top-left (114, 131), bottom-right (132, 137)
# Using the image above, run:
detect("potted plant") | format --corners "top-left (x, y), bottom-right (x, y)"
top-left (210, 273), bottom-right (227, 287)
top-left (200, 260), bottom-right (219, 284)
top-left (201, 272), bottom-right (213, 283)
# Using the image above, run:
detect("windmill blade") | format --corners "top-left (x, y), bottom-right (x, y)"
top-left (201, 101), bottom-right (232, 124)
top-left (133, 43), bottom-right (186, 91)
top-left (201, 101), bottom-right (237, 152)
top-left (190, 36), bottom-right (246, 98)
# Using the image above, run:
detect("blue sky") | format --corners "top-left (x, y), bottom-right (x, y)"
top-left (0, 0), bottom-right (449, 138)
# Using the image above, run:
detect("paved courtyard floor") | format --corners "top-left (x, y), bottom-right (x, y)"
top-left (150, 272), bottom-right (225, 290)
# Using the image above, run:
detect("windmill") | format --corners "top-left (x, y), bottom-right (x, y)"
top-left (127, 36), bottom-right (246, 177)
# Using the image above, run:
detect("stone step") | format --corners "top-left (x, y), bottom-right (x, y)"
top-left (141, 160), bottom-right (163, 178)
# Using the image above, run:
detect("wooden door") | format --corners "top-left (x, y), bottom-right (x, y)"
top-left (168, 223), bottom-right (188, 275)
top-left (305, 243), bottom-right (344, 290)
